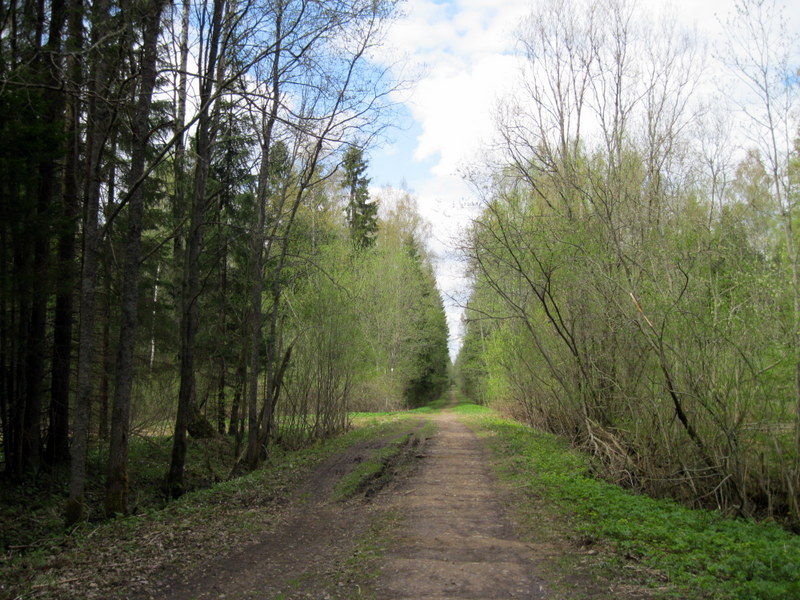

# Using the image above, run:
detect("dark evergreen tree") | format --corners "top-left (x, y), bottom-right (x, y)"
top-left (403, 239), bottom-right (450, 407)
top-left (342, 146), bottom-right (378, 249)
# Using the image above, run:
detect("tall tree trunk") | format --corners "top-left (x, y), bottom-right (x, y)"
top-left (105, 0), bottom-right (167, 517)
top-left (100, 132), bottom-right (119, 441)
top-left (229, 361), bottom-right (244, 438)
top-left (66, 0), bottom-right (111, 524)
top-left (216, 235), bottom-right (229, 436)
top-left (217, 358), bottom-right (226, 435)
top-left (23, 0), bottom-right (70, 476)
top-left (0, 225), bottom-right (10, 474)
top-left (245, 4), bottom-right (282, 470)
top-left (166, 0), bottom-right (226, 498)
top-left (171, 0), bottom-right (190, 304)
top-left (46, 0), bottom-right (81, 465)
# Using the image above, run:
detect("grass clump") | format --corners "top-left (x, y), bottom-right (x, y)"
top-left (333, 435), bottom-right (410, 501)
top-left (460, 405), bottom-right (800, 600)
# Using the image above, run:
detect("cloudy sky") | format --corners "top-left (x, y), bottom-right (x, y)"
top-left (365, 0), bottom-right (800, 358)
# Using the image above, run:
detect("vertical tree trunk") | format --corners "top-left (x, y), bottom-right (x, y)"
top-left (99, 289), bottom-right (111, 440)
top-left (21, 0), bottom-right (70, 477)
top-left (217, 358), bottom-right (226, 435)
top-left (216, 235), bottom-right (229, 436)
top-left (46, 0), bottom-right (81, 465)
top-left (245, 4), bottom-right (283, 470)
top-left (166, 0), bottom-right (225, 498)
top-left (228, 361), bottom-right (245, 437)
top-left (105, 0), bottom-right (167, 517)
top-left (65, 0), bottom-right (111, 524)
top-left (171, 0), bottom-right (191, 300)
top-left (0, 225), bottom-right (10, 472)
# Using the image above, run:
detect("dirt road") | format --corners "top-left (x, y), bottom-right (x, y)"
top-left (372, 409), bottom-right (547, 599)
top-left (144, 407), bottom-right (553, 599)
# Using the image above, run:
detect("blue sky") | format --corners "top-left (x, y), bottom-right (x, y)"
top-left (365, 0), bottom-right (531, 358)
top-left (368, 109), bottom-right (435, 190)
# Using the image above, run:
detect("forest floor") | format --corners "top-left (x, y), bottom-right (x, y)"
top-left (15, 394), bottom-right (800, 599)
top-left (1, 396), bottom-right (665, 600)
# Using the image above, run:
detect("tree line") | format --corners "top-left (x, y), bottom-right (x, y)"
top-left (0, 0), bottom-right (449, 523)
top-left (456, 0), bottom-right (800, 526)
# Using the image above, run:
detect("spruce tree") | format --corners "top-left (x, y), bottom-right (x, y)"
top-left (342, 146), bottom-right (378, 249)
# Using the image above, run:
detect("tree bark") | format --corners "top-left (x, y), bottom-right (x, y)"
top-left (22, 0), bottom-right (69, 477)
top-left (166, 0), bottom-right (226, 498)
top-left (46, 0), bottom-right (81, 466)
top-left (105, 0), bottom-right (168, 517)
top-left (244, 3), bottom-right (283, 470)
top-left (65, 0), bottom-right (112, 524)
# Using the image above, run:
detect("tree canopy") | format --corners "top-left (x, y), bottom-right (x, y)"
top-left (0, 0), bottom-right (450, 524)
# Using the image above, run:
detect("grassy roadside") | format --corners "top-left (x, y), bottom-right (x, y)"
top-left (454, 401), bottom-right (800, 600)
top-left (0, 411), bottom-right (421, 600)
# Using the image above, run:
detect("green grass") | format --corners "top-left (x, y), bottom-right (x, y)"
top-left (333, 434), bottom-right (412, 501)
top-left (408, 395), bottom-right (449, 412)
top-left (408, 388), bottom-right (476, 413)
top-left (459, 405), bottom-right (800, 600)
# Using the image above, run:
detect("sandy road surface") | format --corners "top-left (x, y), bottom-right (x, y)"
top-left (142, 408), bottom-right (550, 600)
top-left (372, 408), bottom-right (547, 599)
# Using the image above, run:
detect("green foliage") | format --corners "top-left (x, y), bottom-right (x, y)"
top-left (342, 146), bottom-right (378, 249)
top-left (463, 407), bottom-right (800, 600)
top-left (344, 191), bottom-right (450, 411)
top-left (456, 0), bottom-right (800, 523)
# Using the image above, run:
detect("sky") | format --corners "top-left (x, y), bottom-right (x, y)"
top-left (365, 0), bottom-right (800, 359)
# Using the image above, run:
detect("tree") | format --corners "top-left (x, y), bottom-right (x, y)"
top-left (66, 0), bottom-right (121, 524)
top-left (0, 0), bottom-right (407, 526)
top-left (105, 0), bottom-right (170, 516)
top-left (167, 0), bottom-right (229, 499)
top-left (342, 145), bottom-right (378, 249)
top-left (455, 0), bottom-right (800, 525)
top-left (721, 0), bottom-right (800, 514)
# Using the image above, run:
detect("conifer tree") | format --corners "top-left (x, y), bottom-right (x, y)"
top-left (342, 146), bottom-right (378, 249)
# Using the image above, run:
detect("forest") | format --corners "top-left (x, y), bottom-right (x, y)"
top-left (0, 0), bottom-right (449, 523)
top-left (3, 0), bottom-right (800, 596)
top-left (456, 0), bottom-right (800, 528)
top-left (3, 0), bottom-right (800, 563)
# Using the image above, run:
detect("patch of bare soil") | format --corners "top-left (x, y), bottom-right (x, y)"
top-left (136, 423), bottom-right (427, 600)
top-left (367, 410), bottom-right (548, 600)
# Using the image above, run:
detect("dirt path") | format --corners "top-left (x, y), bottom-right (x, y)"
top-left (141, 408), bottom-right (552, 599)
top-left (371, 408), bottom-right (547, 599)
top-left (140, 426), bottom-right (426, 600)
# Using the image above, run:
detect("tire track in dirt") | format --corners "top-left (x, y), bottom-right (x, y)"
top-left (371, 407), bottom-right (548, 599)
top-left (135, 408), bottom-right (551, 599)
top-left (138, 421), bottom-right (427, 600)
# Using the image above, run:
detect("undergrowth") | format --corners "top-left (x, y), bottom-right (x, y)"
top-left (458, 404), bottom-right (800, 600)
top-left (0, 433), bottom-right (235, 555)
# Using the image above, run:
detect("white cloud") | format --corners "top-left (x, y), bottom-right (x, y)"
top-left (372, 0), bottom-right (529, 357)
top-left (412, 53), bottom-right (519, 176)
